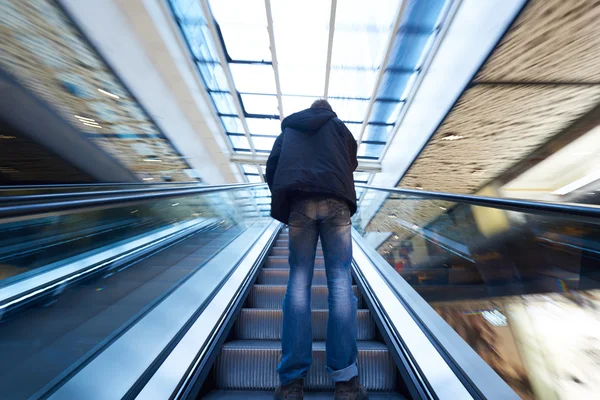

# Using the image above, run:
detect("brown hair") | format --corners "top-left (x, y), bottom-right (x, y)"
top-left (310, 99), bottom-right (333, 112)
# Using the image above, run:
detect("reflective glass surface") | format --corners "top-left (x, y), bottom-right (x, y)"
top-left (0, 186), bottom-right (269, 398)
top-left (353, 187), bottom-right (600, 399)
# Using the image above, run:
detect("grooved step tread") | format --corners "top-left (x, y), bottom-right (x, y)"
top-left (258, 269), bottom-right (326, 285)
top-left (203, 391), bottom-right (407, 399)
top-left (235, 309), bottom-right (375, 340)
top-left (215, 341), bottom-right (396, 390)
top-left (266, 256), bottom-right (325, 270)
top-left (247, 285), bottom-right (362, 309)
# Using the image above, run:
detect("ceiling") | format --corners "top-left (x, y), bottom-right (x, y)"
top-left (168, 0), bottom-right (456, 190)
top-left (368, 0), bottom-right (600, 242)
top-left (0, 0), bottom-right (196, 183)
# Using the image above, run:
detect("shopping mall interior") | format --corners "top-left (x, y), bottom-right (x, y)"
top-left (1, 0), bottom-right (599, 399)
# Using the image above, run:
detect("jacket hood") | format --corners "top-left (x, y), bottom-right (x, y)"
top-left (281, 108), bottom-right (337, 132)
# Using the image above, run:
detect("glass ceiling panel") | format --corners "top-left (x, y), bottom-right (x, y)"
top-left (247, 175), bottom-right (262, 183)
top-left (328, 68), bottom-right (378, 98)
top-left (328, 98), bottom-right (370, 122)
top-left (197, 62), bottom-right (229, 91)
top-left (403, 0), bottom-right (449, 31)
top-left (358, 143), bottom-right (385, 158)
top-left (332, 0), bottom-right (398, 68)
top-left (354, 171), bottom-right (370, 182)
top-left (369, 100), bottom-right (404, 125)
top-left (228, 134), bottom-right (251, 150)
top-left (345, 122), bottom-right (362, 140)
top-left (279, 66), bottom-right (326, 97)
top-left (221, 116), bottom-right (244, 133)
top-left (210, 92), bottom-right (236, 115)
top-left (229, 63), bottom-right (276, 94)
top-left (272, 0), bottom-right (330, 96)
top-left (363, 124), bottom-right (394, 142)
top-left (377, 70), bottom-right (418, 102)
top-left (281, 96), bottom-right (320, 117)
top-left (387, 32), bottom-right (433, 71)
top-left (252, 136), bottom-right (277, 151)
top-left (209, 0), bottom-right (271, 62)
top-left (246, 117), bottom-right (281, 135)
top-left (242, 164), bottom-right (259, 174)
top-left (180, 23), bottom-right (219, 62)
top-left (240, 93), bottom-right (279, 115)
top-left (171, 0), bottom-right (205, 21)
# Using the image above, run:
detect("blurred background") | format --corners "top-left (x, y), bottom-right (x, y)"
top-left (1, 0), bottom-right (600, 399)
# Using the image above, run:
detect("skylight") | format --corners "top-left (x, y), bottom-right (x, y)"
top-left (169, 0), bottom-right (454, 184)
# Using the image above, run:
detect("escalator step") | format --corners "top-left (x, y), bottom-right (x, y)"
top-left (258, 269), bottom-right (326, 285)
top-left (235, 309), bottom-right (375, 340)
top-left (203, 391), bottom-right (407, 399)
top-left (274, 239), bottom-right (289, 247)
top-left (270, 247), bottom-right (323, 257)
top-left (247, 285), bottom-right (362, 309)
top-left (265, 256), bottom-right (324, 269)
top-left (214, 341), bottom-right (396, 391)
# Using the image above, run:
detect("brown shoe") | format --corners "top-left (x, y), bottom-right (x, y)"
top-left (334, 376), bottom-right (368, 400)
top-left (274, 378), bottom-right (304, 400)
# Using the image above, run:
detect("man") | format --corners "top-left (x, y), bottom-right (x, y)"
top-left (266, 99), bottom-right (367, 400)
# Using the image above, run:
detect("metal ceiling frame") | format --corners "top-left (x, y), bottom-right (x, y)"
top-left (356, 0), bottom-right (408, 147)
top-left (323, 0), bottom-right (338, 99)
top-left (230, 153), bottom-right (382, 173)
top-left (375, 0), bottom-right (462, 169)
top-left (264, 0), bottom-right (284, 121)
top-left (200, 0), bottom-right (257, 160)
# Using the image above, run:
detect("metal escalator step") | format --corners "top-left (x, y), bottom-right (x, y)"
top-left (235, 309), bottom-right (375, 340)
top-left (270, 247), bottom-right (323, 257)
top-left (265, 256), bottom-right (324, 269)
top-left (247, 285), bottom-right (362, 309)
top-left (203, 390), bottom-right (407, 399)
top-left (274, 239), bottom-right (289, 247)
top-left (258, 269), bottom-right (326, 285)
top-left (215, 341), bottom-right (396, 390)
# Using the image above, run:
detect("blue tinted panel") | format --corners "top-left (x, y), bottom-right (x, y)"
top-left (358, 143), bottom-right (385, 158)
top-left (197, 62), bottom-right (229, 91)
top-left (377, 70), bottom-right (417, 101)
top-left (387, 33), bottom-right (432, 71)
top-left (221, 116), bottom-right (244, 133)
top-left (369, 100), bottom-right (404, 124)
top-left (363, 124), bottom-right (394, 142)
top-left (211, 92), bottom-right (236, 115)
top-left (403, 0), bottom-right (448, 31)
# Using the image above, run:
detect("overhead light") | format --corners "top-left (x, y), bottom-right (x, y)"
top-left (143, 177), bottom-right (154, 181)
top-left (439, 206), bottom-right (447, 211)
top-left (130, 210), bottom-right (139, 214)
top-left (388, 214), bottom-right (397, 219)
top-left (98, 88), bottom-right (120, 99)
top-left (442, 135), bottom-right (464, 141)
top-left (412, 224), bottom-right (419, 229)
top-left (0, 135), bottom-right (16, 139)
top-left (552, 170), bottom-right (600, 195)
top-left (393, 235), bottom-right (399, 240)
top-left (143, 158), bottom-right (162, 162)
top-left (82, 122), bottom-right (102, 128)
top-left (74, 115), bottom-right (96, 122)
top-left (172, 203), bottom-right (179, 207)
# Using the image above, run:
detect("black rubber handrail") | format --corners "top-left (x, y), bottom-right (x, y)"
top-left (0, 183), bottom-right (267, 220)
top-left (356, 183), bottom-right (600, 221)
top-left (0, 182), bottom-right (202, 190)
top-left (0, 184), bottom-right (243, 204)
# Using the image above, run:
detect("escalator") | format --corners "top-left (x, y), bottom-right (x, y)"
top-left (203, 228), bottom-right (403, 399)
top-left (2, 182), bottom-right (599, 400)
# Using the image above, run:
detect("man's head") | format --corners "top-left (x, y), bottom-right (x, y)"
top-left (310, 99), bottom-right (333, 112)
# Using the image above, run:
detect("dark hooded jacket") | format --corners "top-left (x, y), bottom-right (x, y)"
top-left (266, 107), bottom-right (358, 224)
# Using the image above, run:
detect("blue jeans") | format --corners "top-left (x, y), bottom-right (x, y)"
top-left (277, 196), bottom-right (358, 384)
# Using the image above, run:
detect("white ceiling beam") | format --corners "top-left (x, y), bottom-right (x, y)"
top-left (323, 0), bottom-right (338, 99)
top-left (265, 0), bottom-right (284, 120)
top-left (230, 154), bottom-right (382, 173)
top-left (356, 0), bottom-right (408, 146)
top-left (200, 0), bottom-right (256, 155)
